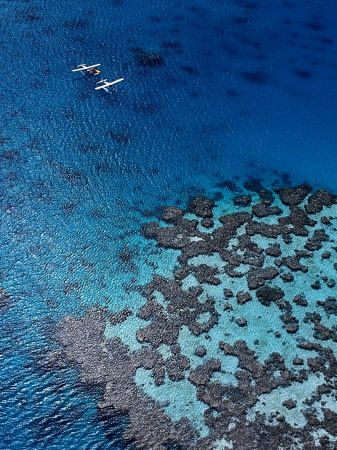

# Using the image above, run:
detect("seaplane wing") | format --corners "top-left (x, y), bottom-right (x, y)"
top-left (72, 63), bottom-right (101, 72)
top-left (94, 78), bottom-right (124, 90)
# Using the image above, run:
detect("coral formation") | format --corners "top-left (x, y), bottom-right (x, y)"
top-left (55, 183), bottom-right (337, 449)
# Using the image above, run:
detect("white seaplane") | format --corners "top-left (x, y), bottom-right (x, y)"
top-left (72, 63), bottom-right (101, 76)
top-left (95, 78), bottom-right (124, 92)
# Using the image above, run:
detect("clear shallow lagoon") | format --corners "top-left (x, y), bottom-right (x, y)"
top-left (1, 0), bottom-right (337, 448)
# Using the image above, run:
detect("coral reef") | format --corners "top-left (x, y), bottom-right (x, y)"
top-left (55, 183), bottom-right (337, 449)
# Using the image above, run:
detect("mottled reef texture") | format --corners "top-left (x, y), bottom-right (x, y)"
top-left (55, 184), bottom-right (337, 449)
top-left (0, 288), bottom-right (11, 312)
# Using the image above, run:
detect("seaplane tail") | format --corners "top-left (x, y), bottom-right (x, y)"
top-left (95, 78), bottom-right (124, 90)
top-left (72, 63), bottom-right (101, 72)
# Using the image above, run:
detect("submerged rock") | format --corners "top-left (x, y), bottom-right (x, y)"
top-left (280, 272), bottom-right (294, 282)
top-left (317, 297), bottom-right (337, 316)
top-left (236, 291), bottom-right (252, 305)
top-left (256, 285), bottom-right (284, 306)
top-left (293, 294), bottom-right (308, 307)
top-left (201, 218), bottom-right (214, 228)
top-left (234, 194), bottom-right (251, 206)
top-left (235, 317), bottom-right (248, 327)
top-left (224, 288), bottom-right (234, 298)
top-left (189, 195), bottom-right (215, 218)
top-left (311, 280), bottom-right (321, 290)
top-left (244, 178), bottom-right (265, 193)
top-left (191, 264), bottom-right (221, 285)
top-left (293, 357), bottom-right (304, 365)
top-left (304, 229), bottom-right (329, 251)
top-left (194, 346), bottom-right (207, 357)
top-left (266, 243), bottom-right (281, 257)
top-left (252, 203), bottom-right (282, 218)
top-left (305, 189), bottom-right (337, 214)
top-left (321, 216), bottom-right (331, 225)
top-left (223, 302), bottom-right (233, 311)
top-left (277, 185), bottom-right (311, 206)
top-left (326, 278), bottom-right (336, 288)
top-left (162, 206), bottom-right (184, 223)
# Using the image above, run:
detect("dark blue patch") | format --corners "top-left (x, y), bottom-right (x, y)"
top-left (241, 70), bottom-right (267, 83)
top-left (305, 21), bottom-right (325, 31)
top-left (294, 69), bottom-right (312, 79)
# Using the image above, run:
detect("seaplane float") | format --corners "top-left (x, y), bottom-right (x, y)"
top-left (72, 63), bottom-right (124, 93)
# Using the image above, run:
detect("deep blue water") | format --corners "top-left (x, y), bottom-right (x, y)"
top-left (1, 0), bottom-right (337, 448)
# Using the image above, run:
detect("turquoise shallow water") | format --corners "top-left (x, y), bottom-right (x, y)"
top-left (1, 0), bottom-right (337, 448)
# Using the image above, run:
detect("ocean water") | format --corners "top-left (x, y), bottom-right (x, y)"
top-left (1, 0), bottom-right (337, 448)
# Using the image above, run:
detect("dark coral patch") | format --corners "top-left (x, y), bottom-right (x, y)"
top-left (277, 185), bottom-right (311, 206)
top-left (252, 203), bottom-right (282, 218)
top-left (108, 132), bottom-right (131, 144)
top-left (0, 137), bottom-right (10, 146)
top-left (241, 71), bottom-right (267, 83)
top-left (215, 180), bottom-right (238, 192)
top-left (305, 21), bottom-right (325, 31)
top-left (180, 65), bottom-right (199, 74)
top-left (244, 178), bottom-right (265, 193)
top-left (256, 285), bottom-right (284, 307)
top-left (305, 190), bottom-right (337, 214)
top-left (136, 51), bottom-right (164, 67)
top-left (234, 195), bottom-right (251, 207)
top-left (161, 206), bottom-right (184, 223)
top-left (63, 19), bottom-right (88, 29)
top-left (189, 196), bottom-right (215, 218)
top-left (0, 289), bottom-right (10, 312)
top-left (294, 69), bottom-right (312, 79)
top-left (233, 17), bottom-right (249, 24)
